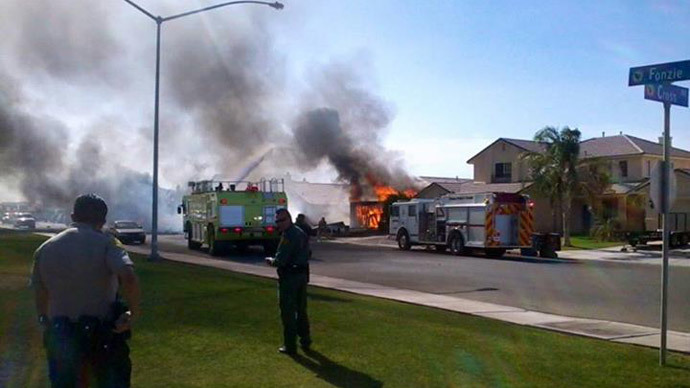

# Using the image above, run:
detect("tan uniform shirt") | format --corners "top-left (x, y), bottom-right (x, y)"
top-left (31, 223), bottom-right (134, 320)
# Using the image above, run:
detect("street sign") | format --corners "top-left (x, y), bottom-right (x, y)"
top-left (628, 60), bottom-right (690, 86)
top-left (650, 162), bottom-right (676, 212)
top-left (628, 58), bottom-right (688, 366)
top-left (644, 84), bottom-right (689, 107)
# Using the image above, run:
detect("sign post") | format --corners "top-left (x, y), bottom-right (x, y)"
top-left (629, 59), bottom-right (689, 366)
top-left (660, 101), bottom-right (671, 366)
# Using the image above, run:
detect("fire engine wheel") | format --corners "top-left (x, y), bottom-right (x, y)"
top-left (235, 242), bottom-right (248, 253)
top-left (449, 234), bottom-right (465, 256)
top-left (485, 248), bottom-right (506, 258)
top-left (397, 230), bottom-right (411, 250)
top-left (187, 223), bottom-right (201, 250)
top-left (263, 241), bottom-right (278, 256)
top-left (207, 228), bottom-right (224, 256)
top-left (188, 234), bottom-right (202, 251)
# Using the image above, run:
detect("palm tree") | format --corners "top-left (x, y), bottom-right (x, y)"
top-left (578, 160), bottom-right (611, 218)
top-left (522, 126), bottom-right (582, 247)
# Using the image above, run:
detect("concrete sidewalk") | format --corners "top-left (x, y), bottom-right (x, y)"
top-left (557, 247), bottom-right (690, 267)
top-left (125, 244), bottom-right (690, 354)
top-left (330, 235), bottom-right (690, 267)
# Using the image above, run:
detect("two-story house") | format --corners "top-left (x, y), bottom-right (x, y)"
top-left (418, 134), bottom-right (690, 234)
top-left (576, 134), bottom-right (690, 234)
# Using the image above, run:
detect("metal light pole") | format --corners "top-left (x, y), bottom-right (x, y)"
top-left (123, 0), bottom-right (284, 261)
top-left (660, 101), bottom-right (671, 365)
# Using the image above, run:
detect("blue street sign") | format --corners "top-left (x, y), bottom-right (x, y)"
top-left (644, 84), bottom-right (689, 107)
top-left (629, 60), bottom-right (690, 86)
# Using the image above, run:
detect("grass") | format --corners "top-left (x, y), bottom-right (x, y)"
top-left (1, 232), bottom-right (689, 387)
top-left (562, 235), bottom-right (625, 250)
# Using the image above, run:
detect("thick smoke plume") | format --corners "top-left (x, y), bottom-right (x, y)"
top-left (292, 107), bottom-right (418, 200)
top-left (0, 75), bottom-right (181, 229)
top-left (0, 1), bottom-right (181, 230)
top-left (0, 0), bottom-right (418, 229)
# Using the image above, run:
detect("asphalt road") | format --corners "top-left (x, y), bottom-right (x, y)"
top-left (149, 234), bottom-right (690, 332)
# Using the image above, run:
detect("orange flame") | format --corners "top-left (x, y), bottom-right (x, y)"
top-left (355, 203), bottom-right (384, 229)
top-left (372, 184), bottom-right (417, 202)
top-left (374, 185), bottom-right (398, 201)
top-left (351, 173), bottom-right (418, 202)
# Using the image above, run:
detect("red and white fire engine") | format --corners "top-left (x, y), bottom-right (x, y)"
top-left (389, 192), bottom-right (536, 258)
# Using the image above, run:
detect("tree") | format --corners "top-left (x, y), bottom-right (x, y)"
top-left (522, 126), bottom-right (608, 247)
top-left (590, 215), bottom-right (620, 242)
top-left (578, 159), bottom-right (611, 218)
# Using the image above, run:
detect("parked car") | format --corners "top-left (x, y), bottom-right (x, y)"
top-left (2, 212), bottom-right (14, 224)
top-left (13, 213), bottom-right (36, 229)
top-left (325, 222), bottom-right (349, 236)
top-left (108, 220), bottom-right (146, 244)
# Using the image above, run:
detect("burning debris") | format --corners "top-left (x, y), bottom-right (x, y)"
top-left (353, 202), bottom-right (385, 230)
top-left (349, 174), bottom-right (418, 231)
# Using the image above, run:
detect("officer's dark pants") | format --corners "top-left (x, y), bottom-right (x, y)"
top-left (279, 273), bottom-right (311, 351)
top-left (44, 317), bottom-right (131, 388)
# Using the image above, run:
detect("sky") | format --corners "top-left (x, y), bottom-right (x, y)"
top-left (1, 0), bottom-right (690, 204)
top-left (276, 0), bottom-right (690, 178)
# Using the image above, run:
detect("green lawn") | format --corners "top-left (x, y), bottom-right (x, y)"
top-left (562, 235), bottom-right (625, 250)
top-left (2, 232), bottom-right (689, 387)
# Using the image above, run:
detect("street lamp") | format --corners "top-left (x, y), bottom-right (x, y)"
top-left (123, 0), bottom-right (284, 261)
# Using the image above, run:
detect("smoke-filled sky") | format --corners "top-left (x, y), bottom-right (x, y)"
top-left (2, 0), bottom-right (690, 214)
top-left (0, 0), bottom-right (420, 227)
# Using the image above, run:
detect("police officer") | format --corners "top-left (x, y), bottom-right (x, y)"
top-left (265, 209), bottom-right (311, 355)
top-left (317, 217), bottom-right (327, 241)
top-left (295, 214), bottom-right (314, 238)
top-left (32, 194), bottom-right (141, 387)
top-left (295, 213), bottom-right (315, 259)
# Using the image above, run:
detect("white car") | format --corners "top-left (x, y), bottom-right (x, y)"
top-left (1, 212), bottom-right (14, 224)
top-left (108, 220), bottom-right (146, 244)
top-left (14, 213), bottom-right (36, 229)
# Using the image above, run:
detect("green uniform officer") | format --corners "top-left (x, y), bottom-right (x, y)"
top-left (266, 209), bottom-right (311, 355)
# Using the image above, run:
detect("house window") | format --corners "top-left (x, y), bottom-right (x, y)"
top-left (619, 161), bottom-right (628, 178)
top-left (646, 161), bottom-right (651, 177)
top-left (494, 163), bottom-right (512, 181)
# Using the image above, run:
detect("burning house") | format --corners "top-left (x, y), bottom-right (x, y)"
top-left (349, 176), bottom-right (417, 231)
top-left (349, 176), bottom-right (470, 230)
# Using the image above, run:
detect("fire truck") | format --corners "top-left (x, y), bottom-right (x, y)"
top-left (178, 178), bottom-right (287, 256)
top-left (389, 192), bottom-right (536, 258)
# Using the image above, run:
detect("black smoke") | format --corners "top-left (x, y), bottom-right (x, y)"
top-left (0, 0), bottom-right (419, 230)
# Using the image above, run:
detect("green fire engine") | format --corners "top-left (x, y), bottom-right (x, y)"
top-left (178, 178), bottom-right (287, 256)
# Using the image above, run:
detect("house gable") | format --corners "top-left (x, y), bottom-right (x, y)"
top-left (416, 183), bottom-right (452, 199)
top-left (467, 138), bottom-right (535, 183)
